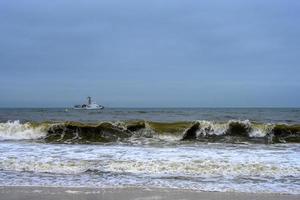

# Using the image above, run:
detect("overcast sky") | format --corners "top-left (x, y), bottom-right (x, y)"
top-left (0, 0), bottom-right (299, 107)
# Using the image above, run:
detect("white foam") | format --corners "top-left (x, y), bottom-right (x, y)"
top-left (0, 157), bottom-right (90, 174)
top-left (196, 120), bottom-right (227, 136)
top-left (106, 159), bottom-right (300, 177)
top-left (0, 120), bottom-right (46, 140)
top-left (196, 120), bottom-right (271, 138)
top-left (0, 143), bottom-right (299, 194)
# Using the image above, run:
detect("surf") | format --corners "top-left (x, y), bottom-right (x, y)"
top-left (0, 120), bottom-right (299, 144)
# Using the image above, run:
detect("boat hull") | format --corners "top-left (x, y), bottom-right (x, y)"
top-left (73, 107), bottom-right (104, 110)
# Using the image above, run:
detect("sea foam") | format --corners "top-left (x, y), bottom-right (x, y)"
top-left (0, 120), bottom-right (46, 140)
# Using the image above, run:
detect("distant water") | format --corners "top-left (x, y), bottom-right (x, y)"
top-left (1, 107), bottom-right (300, 123)
top-left (0, 108), bottom-right (299, 194)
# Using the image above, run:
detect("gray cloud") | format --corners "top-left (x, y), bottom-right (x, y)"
top-left (0, 0), bottom-right (300, 107)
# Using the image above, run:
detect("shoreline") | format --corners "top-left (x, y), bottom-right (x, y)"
top-left (0, 186), bottom-right (299, 200)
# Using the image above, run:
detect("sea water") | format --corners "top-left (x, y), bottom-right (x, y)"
top-left (0, 108), bottom-right (299, 194)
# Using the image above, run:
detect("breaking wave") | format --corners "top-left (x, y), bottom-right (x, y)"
top-left (0, 120), bottom-right (299, 144)
top-left (186, 120), bottom-right (274, 139)
top-left (0, 120), bottom-right (47, 140)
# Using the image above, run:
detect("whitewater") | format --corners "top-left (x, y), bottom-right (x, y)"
top-left (0, 108), bottom-right (299, 194)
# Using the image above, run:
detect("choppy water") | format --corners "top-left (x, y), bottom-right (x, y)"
top-left (1, 107), bottom-right (300, 123)
top-left (0, 108), bottom-right (299, 194)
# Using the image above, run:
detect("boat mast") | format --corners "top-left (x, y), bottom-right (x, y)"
top-left (87, 96), bottom-right (92, 105)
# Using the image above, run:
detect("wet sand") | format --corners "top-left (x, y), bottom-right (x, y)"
top-left (0, 186), bottom-right (299, 200)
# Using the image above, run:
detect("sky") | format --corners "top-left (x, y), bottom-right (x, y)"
top-left (0, 0), bottom-right (300, 107)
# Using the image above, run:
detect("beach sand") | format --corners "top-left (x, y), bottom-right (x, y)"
top-left (0, 186), bottom-right (299, 200)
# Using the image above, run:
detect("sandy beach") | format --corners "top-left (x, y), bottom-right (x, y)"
top-left (0, 186), bottom-right (299, 200)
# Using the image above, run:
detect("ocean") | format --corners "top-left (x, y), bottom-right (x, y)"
top-left (0, 108), bottom-right (299, 194)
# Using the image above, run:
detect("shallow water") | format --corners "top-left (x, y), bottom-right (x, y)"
top-left (0, 142), bottom-right (299, 194)
top-left (0, 108), bottom-right (299, 194)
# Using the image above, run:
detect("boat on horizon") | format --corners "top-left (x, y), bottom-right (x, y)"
top-left (73, 97), bottom-right (104, 110)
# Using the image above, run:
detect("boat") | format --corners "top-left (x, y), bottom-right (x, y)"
top-left (73, 97), bottom-right (104, 110)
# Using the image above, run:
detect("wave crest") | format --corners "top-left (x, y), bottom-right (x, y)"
top-left (0, 120), bottom-right (47, 140)
top-left (0, 120), bottom-right (299, 144)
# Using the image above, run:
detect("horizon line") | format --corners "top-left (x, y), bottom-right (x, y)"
top-left (0, 106), bottom-right (299, 109)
